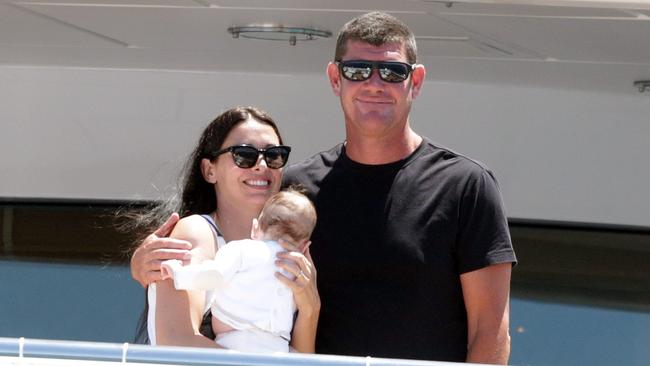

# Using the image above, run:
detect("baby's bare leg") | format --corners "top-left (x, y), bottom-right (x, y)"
top-left (212, 315), bottom-right (235, 334)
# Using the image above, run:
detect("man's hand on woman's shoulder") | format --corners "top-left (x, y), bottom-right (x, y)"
top-left (130, 213), bottom-right (193, 287)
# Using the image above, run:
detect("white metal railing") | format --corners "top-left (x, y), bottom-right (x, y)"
top-left (0, 337), bottom-right (461, 366)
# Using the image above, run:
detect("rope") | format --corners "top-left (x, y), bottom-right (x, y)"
top-left (18, 337), bottom-right (25, 358)
top-left (121, 342), bottom-right (129, 363)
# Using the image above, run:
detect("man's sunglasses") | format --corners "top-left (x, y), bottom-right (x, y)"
top-left (213, 144), bottom-right (291, 169)
top-left (336, 60), bottom-right (415, 83)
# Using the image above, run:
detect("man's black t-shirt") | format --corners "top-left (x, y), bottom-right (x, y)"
top-left (283, 138), bottom-right (516, 361)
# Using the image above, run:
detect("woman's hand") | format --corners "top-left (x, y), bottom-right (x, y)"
top-left (130, 213), bottom-right (193, 287)
top-left (276, 241), bottom-right (320, 353)
top-left (275, 242), bottom-right (320, 316)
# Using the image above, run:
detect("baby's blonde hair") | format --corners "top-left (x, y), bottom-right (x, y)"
top-left (258, 188), bottom-right (317, 245)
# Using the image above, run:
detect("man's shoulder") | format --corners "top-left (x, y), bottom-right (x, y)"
top-left (284, 143), bottom-right (343, 181)
top-left (416, 137), bottom-right (494, 176)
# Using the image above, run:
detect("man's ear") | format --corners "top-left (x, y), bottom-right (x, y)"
top-left (410, 64), bottom-right (426, 99)
top-left (327, 62), bottom-right (341, 97)
top-left (201, 158), bottom-right (217, 184)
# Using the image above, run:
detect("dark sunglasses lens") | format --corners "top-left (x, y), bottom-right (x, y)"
top-left (340, 61), bottom-right (410, 82)
top-left (231, 146), bottom-right (259, 168)
top-left (379, 63), bottom-right (409, 82)
top-left (264, 147), bottom-right (290, 169)
top-left (341, 62), bottom-right (372, 81)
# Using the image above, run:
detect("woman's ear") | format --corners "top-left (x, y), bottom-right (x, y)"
top-left (201, 158), bottom-right (217, 184)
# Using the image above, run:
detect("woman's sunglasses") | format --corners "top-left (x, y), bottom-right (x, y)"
top-left (213, 144), bottom-right (291, 169)
top-left (336, 60), bottom-right (415, 83)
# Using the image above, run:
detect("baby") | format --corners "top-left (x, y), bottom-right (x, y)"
top-left (161, 189), bottom-right (316, 353)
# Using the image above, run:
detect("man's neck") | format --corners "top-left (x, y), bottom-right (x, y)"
top-left (344, 127), bottom-right (422, 165)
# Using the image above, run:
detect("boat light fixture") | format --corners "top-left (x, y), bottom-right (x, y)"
top-left (227, 25), bottom-right (332, 46)
top-left (634, 80), bottom-right (650, 93)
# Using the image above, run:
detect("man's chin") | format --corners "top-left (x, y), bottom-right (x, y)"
top-left (357, 113), bottom-right (393, 127)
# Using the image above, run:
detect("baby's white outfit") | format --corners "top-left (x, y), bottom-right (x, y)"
top-left (163, 239), bottom-right (295, 353)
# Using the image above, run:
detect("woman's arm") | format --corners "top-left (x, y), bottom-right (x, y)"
top-left (154, 215), bottom-right (221, 348)
top-left (275, 246), bottom-right (320, 353)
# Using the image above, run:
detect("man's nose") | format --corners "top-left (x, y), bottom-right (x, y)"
top-left (363, 67), bottom-right (385, 89)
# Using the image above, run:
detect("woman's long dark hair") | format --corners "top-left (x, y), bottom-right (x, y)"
top-left (130, 106), bottom-right (283, 343)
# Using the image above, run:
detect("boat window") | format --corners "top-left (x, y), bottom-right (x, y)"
top-left (1, 201), bottom-right (648, 364)
top-left (509, 221), bottom-right (650, 365)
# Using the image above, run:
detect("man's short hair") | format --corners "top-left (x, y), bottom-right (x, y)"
top-left (334, 11), bottom-right (418, 64)
top-left (258, 188), bottom-right (317, 244)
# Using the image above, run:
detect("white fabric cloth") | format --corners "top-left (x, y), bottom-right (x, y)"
top-left (216, 328), bottom-right (289, 353)
top-left (147, 232), bottom-right (226, 346)
top-left (163, 239), bottom-right (296, 344)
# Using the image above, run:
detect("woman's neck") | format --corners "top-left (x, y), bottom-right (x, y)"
top-left (213, 203), bottom-right (260, 242)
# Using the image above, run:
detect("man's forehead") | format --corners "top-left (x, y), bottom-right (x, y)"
top-left (342, 40), bottom-right (406, 59)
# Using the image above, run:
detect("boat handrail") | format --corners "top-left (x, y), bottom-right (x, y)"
top-left (0, 337), bottom-right (458, 366)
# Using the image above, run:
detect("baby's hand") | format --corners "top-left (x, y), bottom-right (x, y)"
top-left (160, 259), bottom-right (183, 280)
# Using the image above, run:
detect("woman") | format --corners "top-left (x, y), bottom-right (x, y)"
top-left (131, 106), bottom-right (319, 352)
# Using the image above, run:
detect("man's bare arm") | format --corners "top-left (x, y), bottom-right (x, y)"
top-left (461, 263), bottom-right (512, 365)
top-left (130, 213), bottom-right (193, 287)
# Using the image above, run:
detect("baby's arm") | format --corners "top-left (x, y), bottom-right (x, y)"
top-left (160, 242), bottom-right (243, 291)
top-left (160, 259), bottom-right (223, 291)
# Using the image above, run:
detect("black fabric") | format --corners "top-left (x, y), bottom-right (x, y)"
top-left (133, 289), bottom-right (150, 344)
top-left (283, 138), bottom-right (516, 361)
top-left (199, 310), bottom-right (216, 340)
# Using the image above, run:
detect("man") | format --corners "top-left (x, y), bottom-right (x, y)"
top-left (132, 11), bottom-right (516, 364)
